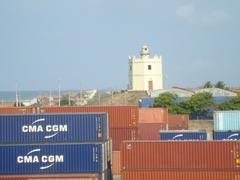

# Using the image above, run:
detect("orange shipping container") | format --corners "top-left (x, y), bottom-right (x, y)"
top-left (138, 123), bottom-right (167, 140)
top-left (40, 106), bottom-right (139, 128)
top-left (168, 114), bottom-right (189, 130)
top-left (110, 128), bottom-right (137, 151)
top-left (0, 174), bottom-right (99, 180)
top-left (112, 151), bottom-right (121, 175)
top-left (139, 108), bottom-right (168, 123)
top-left (0, 107), bottom-right (34, 114)
top-left (121, 141), bottom-right (240, 171)
top-left (121, 171), bottom-right (240, 180)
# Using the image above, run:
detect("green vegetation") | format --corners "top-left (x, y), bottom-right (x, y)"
top-left (203, 81), bottom-right (229, 90)
top-left (154, 92), bottom-right (240, 114)
top-left (60, 95), bottom-right (75, 106)
top-left (219, 95), bottom-right (240, 110)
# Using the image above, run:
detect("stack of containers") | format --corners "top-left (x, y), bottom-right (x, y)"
top-left (39, 106), bottom-right (139, 177)
top-left (0, 107), bottom-right (35, 114)
top-left (121, 140), bottom-right (240, 180)
top-left (168, 114), bottom-right (189, 130)
top-left (159, 130), bottom-right (208, 140)
top-left (137, 108), bottom-right (168, 140)
top-left (213, 111), bottom-right (240, 140)
top-left (0, 113), bottom-right (110, 179)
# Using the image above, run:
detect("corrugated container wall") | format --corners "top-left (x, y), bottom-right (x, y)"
top-left (138, 123), bottom-right (167, 140)
top-left (0, 143), bottom-right (108, 175)
top-left (0, 174), bottom-right (99, 180)
top-left (121, 171), bottom-right (240, 180)
top-left (40, 106), bottom-right (138, 128)
top-left (138, 108), bottom-right (168, 123)
top-left (112, 151), bottom-right (121, 175)
top-left (0, 113), bottom-right (109, 143)
top-left (110, 128), bottom-right (137, 151)
top-left (168, 114), bottom-right (189, 130)
top-left (214, 131), bottom-right (240, 140)
top-left (214, 111), bottom-right (240, 131)
top-left (159, 130), bottom-right (207, 140)
top-left (0, 107), bottom-right (34, 114)
top-left (121, 141), bottom-right (240, 171)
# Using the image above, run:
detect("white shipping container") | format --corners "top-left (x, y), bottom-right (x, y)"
top-left (214, 111), bottom-right (240, 131)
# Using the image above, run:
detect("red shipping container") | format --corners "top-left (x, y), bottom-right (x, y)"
top-left (138, 123), bottom-right (167, 140)
top-left (121, 141), bottom-right (240, 171)
top-left (0, 174), bottom-right (99, 180)
top-left (40, 106), bottom-right (139, 128)
top-left (121, 170), bottom-right (240, 180)
top-left (0, 107), bottom-right (34, 114)
top-left (112, 151), bottom-right (121, 175)
top-left (139, 108), bottom-right (168, 123)
top-left (110, 128), bottom-right (137, 151)
top-left (168, 114), bottom-right (189, 130)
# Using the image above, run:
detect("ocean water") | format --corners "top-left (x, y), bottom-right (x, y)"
top-left (0, 90), bottom-right (77, 102)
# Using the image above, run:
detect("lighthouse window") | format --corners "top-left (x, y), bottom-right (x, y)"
top-left (148, 65), bottom-right (151, 70)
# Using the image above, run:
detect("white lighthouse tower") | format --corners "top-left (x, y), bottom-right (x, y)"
top-left (128, 45), bottom-right (163, 92)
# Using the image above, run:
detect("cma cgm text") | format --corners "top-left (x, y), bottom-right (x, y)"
top-left (22, 125), bottom-right (68, 133)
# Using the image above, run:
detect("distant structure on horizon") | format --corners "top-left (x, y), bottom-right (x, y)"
top-left (128, 45), bottom-right (163, 92)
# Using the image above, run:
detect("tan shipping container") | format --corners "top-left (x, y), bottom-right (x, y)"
top-left (40, 106), bottom-right (139, 128)
top-left (112, 151), bottom-right (121, 175)
top-left (121, 170), bottom-right (240, 180)
top-left (121, 141), bottom-right (240, 171)
top-left (139, 108), bottom-right (168, 123)
top-left (168, 114), bottom-right (189, 130)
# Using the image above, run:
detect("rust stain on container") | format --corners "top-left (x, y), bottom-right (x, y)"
top-left (0, 107), bottom-right (34, 114)
top-left (168, 114), bottom-right (189, 130)
top-left (121, 141), bottom-right (240, 171)
top-left (139, 108), bottom-right (168, 123)
top-left (110, 128), bottom-right (137, 151)
top-left (40, 106), bottom-right (139, 128)
top-left (138, 123), bottom-right (167, 140)
top-left (112, 151), bottom-right (121, 175)
top-left (121, 171), bottom-right (240, 180)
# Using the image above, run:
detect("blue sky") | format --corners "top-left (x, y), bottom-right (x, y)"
top-left (0, 0), bottom-right (239, 91)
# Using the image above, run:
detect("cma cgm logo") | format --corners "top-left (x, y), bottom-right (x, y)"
top-left (22, 118), bottom-right (68, 139)
top-left (17, 149), bottom-right (64, 170)
top-left (225, 133), bottom-right (239, 140)
top-left (172, 134), bottom-right (184, 140)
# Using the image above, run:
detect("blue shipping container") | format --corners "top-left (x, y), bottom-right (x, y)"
top-left (160, 130), bottom-right (208, 140)
top-left (0, 143), bottom-right (108, 175)
top-left (214, 131), bottom-right (240, 140)
top-left (0, 113), bottom-right (108, 143)
top-left (214, 111), bottom-right (240, 131)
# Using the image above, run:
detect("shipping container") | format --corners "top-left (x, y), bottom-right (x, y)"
top-left (0, 113), bottom-right (108, 143)
top-left (214, 131), bottom-right (240, 140)
top-left (138, 123), bottom-right (167, 140)
top-left (139, 97), bottom-right (154, 108)
top-left (121, 170), bottom-right (240, 180)
top-left (121, 141), bottom-right (240, 171)
top-left (214, 111), bottom-right (240, 131)
top-left (139, 108), bottom-right (168, 123)
top-left (0, 143), bottom-right (108, 175)
top-left (0, 107), bottom-right (34, 114)
top-left (168, 114), bottom-right (189, 130)
top-left (112, 151), bottom-right (120, 175)
top-left (40, 106), bottom-right (138, 128)
top-left (159, 130), bottom-right (207, 140)
top-left (0, 173), bottom-right (100, 180)
top-left (110, 128), bottom-right (137, 151)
